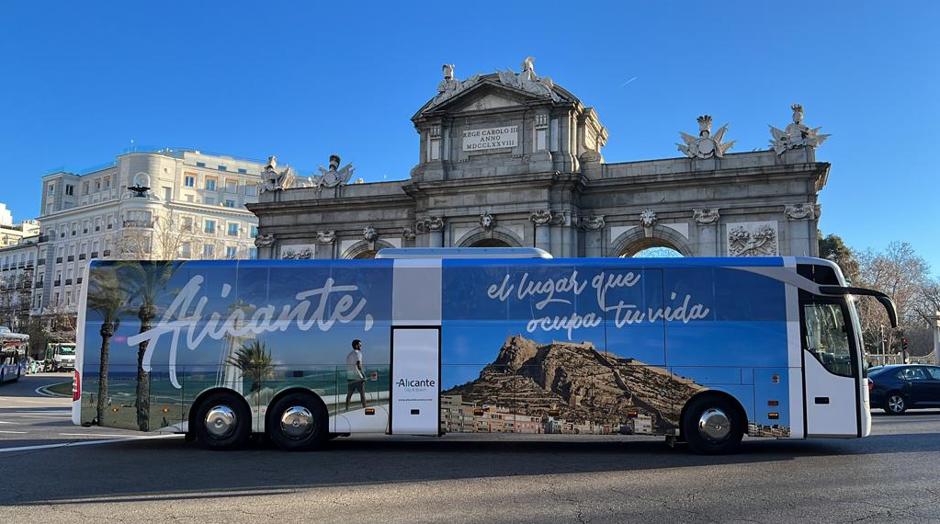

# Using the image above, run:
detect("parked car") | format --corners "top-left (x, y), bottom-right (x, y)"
top-left (869, 364), bottom-right (940, 414)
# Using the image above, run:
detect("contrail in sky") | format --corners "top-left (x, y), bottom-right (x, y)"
top-left (619, 76), bottom-right (638, 88)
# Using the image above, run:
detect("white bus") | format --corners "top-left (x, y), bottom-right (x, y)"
top-left (72, 249), bottom-right (896, 453)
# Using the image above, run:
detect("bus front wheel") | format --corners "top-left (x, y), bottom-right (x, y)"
top-left (266, 392), bottom-right (328, 451)
top-left (682, 396), bottom-right (743, 454)
top-left (192, 391), bottom-right (251, 450)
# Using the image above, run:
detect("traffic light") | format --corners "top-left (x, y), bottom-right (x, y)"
top-left (901, 337), bottom-right (909, 351)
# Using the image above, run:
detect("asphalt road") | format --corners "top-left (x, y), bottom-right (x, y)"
top-left (2, 374), bottom-right (939, 523)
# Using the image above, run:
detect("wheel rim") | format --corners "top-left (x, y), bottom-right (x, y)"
top-left (698, 408), bottom-right (731, 442)
top-left (205, 405), bottom-right (237, 439)
top-left (280, 406), bottom-right (315, 439)
top-left (888, 395), bottom-right (905, 413)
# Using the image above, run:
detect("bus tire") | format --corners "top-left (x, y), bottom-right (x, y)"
top-left (682, 396), bottom-right (744, 455)
top-left (266, 392), bottom-right (328, 451)
top-left (192, 391), bottom-right (251, 450)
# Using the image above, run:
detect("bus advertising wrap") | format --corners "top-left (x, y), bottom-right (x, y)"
top-left (79, 258), bottom-right (792, 439)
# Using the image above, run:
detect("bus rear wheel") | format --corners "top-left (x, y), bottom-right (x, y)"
top-left (266, 392), bottom-right (328, 451)
top-left (192, 391), bottom-right (251, 450)
top-left (682, 396), bottom-right (743, 454)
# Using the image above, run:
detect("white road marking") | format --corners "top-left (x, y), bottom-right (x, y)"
top-left (0, 421), bottom-right (15, 424)
top-left (58, 433), bottom-right (137, 438)
top-left (0, 430), bottom-right (28, 434)
top-left (0, 434), bottom-right (181, 454)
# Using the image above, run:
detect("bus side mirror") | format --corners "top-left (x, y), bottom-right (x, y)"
top-left (819, 286), bottom-right (898, 328)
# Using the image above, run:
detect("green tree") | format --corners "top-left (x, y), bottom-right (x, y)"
top-left (120, 261), bottom-right (179, 431)
top-left (818, 231), bottom-right (860, 283)
top-left (86, 268), bottom-right (126, 424)
top-left (226, 341), bottom-right (275, 393)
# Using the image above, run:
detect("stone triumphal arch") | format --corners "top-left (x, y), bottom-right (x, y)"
top-left (248, 58), bottom-right (830, 260)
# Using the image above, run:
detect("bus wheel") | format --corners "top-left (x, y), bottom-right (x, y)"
top-left (682, 396), bottom-right (743, 455)
top-left (192, 391), bottom-right (251, 450)
top-left (267, 392), bottom-right (328, 451)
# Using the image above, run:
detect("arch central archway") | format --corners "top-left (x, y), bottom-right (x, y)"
top-left (468, 238), bottom-right (511, 248)
top-left (611, 225), bottom-right (693, 258)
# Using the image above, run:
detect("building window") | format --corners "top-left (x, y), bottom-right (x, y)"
top-left (227, 223), bottom-right (239, 236)
top-left (181, 216), bottom-right (193, 231)
top-left (237, 168), bottom-right (248, 174)
top-left (225, 246), bottom-right (237, 259)
top-left (204, 196), bottom-right (215, 205)
top-left (245, 185), bottom-right (257, 197)
top-left (48, 183), bottom-right (55, 194)
top-left (104, 176), bottom-right (111, 188)
top-left (184, 175), bottom-right (195, 187)
top-left (225, 179), bottom-right (237, 193)
top-left (223, 199), bottom-right (235, 208)
top-left (204, 220), bottom-right (216, 234)
top-left (180, 242), bottom-right (192, 258)
top-left (203, 244), bottom-right (215, 258)
top-left (82, 182), bottom-right (89, 195)
top-left (186, 194), bottom-right (194, 202)
top-left (205, 177), bottom-right (217, 191)
top-left (250, 225), bottom-right (258, 238)
top-left (95, 179), bottom-right (101, 190)
top-left (196, 161), bottom-right (206, 168)
top-left (249, 247), bottom-right (258, 259)
top-left (218, 165), bottom-right (227, 171)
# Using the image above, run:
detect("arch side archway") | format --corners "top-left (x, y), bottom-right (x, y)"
top-left (342, 239), bottom-right (396, 259)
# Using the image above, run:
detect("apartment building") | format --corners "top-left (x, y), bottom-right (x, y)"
top-left (36, 148), bottom-right (265, 320)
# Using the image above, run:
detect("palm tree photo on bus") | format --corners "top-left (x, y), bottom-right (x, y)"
top-left (226, 340), bottom-right (275, 395)
top-left (86, 266), bottom-right (126, 425)
top-left (120, 260), bottom-right (180, 431)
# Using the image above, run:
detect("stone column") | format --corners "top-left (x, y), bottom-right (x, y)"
top-left (578, 215), bottom-right (605, 258)
top-left (784, 203), bottom-right (819, 257)
top-left (933, 311), bottom-right (940, 366)
top-left (315, 231), bottom-right (335, 259)
top-left (417, 216), bottom-right (444, 248)
top-left (255, 234), bottom-right (276, 260)
top-left (530, 210), bottom-right (552, 252)
top-left (693, 208), bottom-right (720, 257)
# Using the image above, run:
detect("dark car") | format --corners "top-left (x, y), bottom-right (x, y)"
top-left (869, 364), bottom-right (940, 414)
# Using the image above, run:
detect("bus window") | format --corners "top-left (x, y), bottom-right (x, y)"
top-left (802, 301), bottom-right (852, 377)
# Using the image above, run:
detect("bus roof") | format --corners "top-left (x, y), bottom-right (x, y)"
top-left (376, 248), bottom-right (553, 259)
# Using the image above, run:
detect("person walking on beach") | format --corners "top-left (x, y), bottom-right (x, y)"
top-left (345, 339), bottom-right (367, 411)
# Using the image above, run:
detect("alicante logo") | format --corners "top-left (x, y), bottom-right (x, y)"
top-left (397, 378), bottom-right (436, 388)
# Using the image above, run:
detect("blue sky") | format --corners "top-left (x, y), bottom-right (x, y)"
top-left (1, 1), bottom-right (937, 270)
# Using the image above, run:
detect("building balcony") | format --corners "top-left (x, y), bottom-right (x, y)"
top-left (123, 220), bottom-right (154, 228)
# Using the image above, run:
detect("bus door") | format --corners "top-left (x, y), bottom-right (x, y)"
top-left (800, 294), bottom-right (861, 437)
top-left (389, 327), bottom-right (441, 435)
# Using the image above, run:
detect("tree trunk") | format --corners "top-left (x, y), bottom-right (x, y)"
top-left (96, 320), bottom-right (113, 425)
top-left (135, 304), bottom-right (155, 432)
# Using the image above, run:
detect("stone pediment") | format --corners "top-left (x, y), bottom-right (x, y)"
top-left (413, 71), bottom-right (576, 121)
